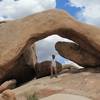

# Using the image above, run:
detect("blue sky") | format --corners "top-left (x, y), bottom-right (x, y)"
top-left (56, 0), bottom-right (81, 17)
top-left (56, 0), bottom-right (100, 26)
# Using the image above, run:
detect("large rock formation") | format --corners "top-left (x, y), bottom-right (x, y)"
top-left (55, 42), bottom-right (100, 67)
top-left (0, 9), bottom-right (100, 84)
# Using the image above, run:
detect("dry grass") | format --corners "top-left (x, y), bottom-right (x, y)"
top-left (27, 93), bottom-right (38, 100)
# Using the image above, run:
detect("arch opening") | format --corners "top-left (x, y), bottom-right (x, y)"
top-left (35, 34), bottom-right (73, 65)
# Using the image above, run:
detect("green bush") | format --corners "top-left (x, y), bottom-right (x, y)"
top-left (27, 94), bottom-right (38, 100)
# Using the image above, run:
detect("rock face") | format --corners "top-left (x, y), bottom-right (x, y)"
top-left (23, 44), bottom-right (37, 67)
top-left (35, 61), bottom-right (62, 78)
top-left (0, 9), bottom-right (100, 83)
top-left (0, 54), bottom-right (36, 85)
top-left (56, 42), bottom-right (100, 67)
top-left (0, 80), bottom-right (16, 93)
top-left (0, 45), bottom-right (37, 85)
top-left (0, 89), bottom-right (16, 100)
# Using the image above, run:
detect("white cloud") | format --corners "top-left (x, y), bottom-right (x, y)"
top-left (0, 0), bottom-right (56, 20)
top-left (68, 0), bottom-right (100, 26)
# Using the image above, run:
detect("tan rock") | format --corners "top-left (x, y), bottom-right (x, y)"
top-left (0, 45), bottom-right (36, 85)
top-left (1, 9), bottom-right (100, 69)
top-left (23, 44), bottom-right (37, 67)
top-left (0, 56), bottom-right (36, 85)
top-left (55, 42), bottom-right (100, 67)
top-left (40, 93), bottom-right (91, 100)
top-left (0, 9), bottom-right (100, 84)
top-left (1, 89), bottom-right (16, 100)
top-left (0, 80), bottom-right (16, 93)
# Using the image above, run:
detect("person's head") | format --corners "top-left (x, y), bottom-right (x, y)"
top-left (52, 54), bottom-right (55, 59)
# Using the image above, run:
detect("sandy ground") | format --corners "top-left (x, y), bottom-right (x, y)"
top-left (13, 68), bottom-right (100, 100)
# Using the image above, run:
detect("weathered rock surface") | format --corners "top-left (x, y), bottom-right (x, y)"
top-left (23, 44), bottom-right (37, 67)
top-left (0, 89), bottom-right (16, 100)
top-left (0, 9), bottom-right (100, 83)
top-left (56, 42), bottom-right (100, 67)
top-left (0, 44), bottom-right (37, 85)
top-left (0, 54), bottom-right (36, 85)
top-left (0, 80), bottom-right (16, 93)
top-left (35, 61), bottom-right (62, 78)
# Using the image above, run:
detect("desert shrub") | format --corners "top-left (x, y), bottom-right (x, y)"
top-left (27, 94), bottom-right (38, 100)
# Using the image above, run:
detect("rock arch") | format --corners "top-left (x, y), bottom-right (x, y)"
top-left (0, 9), bottom-right (100, 83)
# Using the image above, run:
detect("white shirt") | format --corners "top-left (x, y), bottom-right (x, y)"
top-left (51, 59), bottom-right (56, 67)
